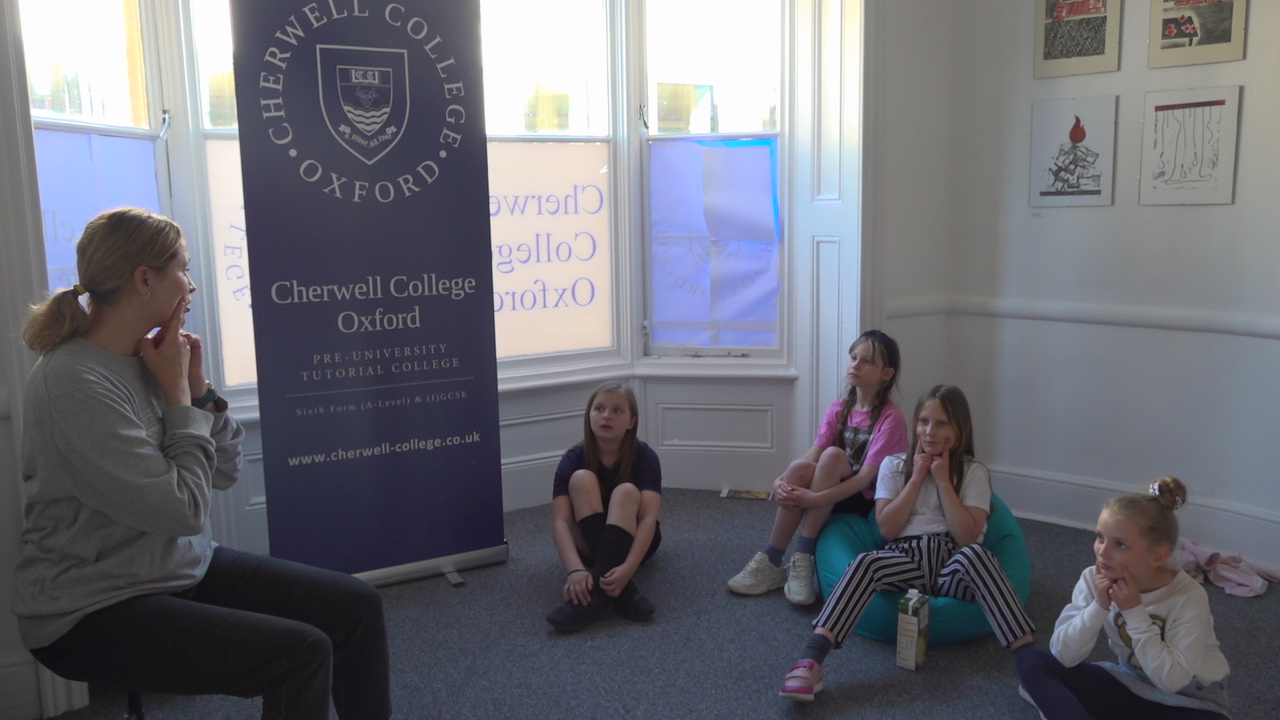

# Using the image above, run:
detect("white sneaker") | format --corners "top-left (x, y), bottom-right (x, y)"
top-left (1017, 685), bottom-right (1047, 720)
top-left (784, 552), bottom-right (817, 605)
top-left (728, 552), bottom-right (787, 595)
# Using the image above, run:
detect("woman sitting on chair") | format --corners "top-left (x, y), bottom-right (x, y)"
top-left (11, 208), bottom-right (391, 720)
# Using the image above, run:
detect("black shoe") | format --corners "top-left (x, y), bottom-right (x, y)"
top-left (614, 588), bottom-right (655, 622)
top-left (545, 594), bottom-right (613, 633)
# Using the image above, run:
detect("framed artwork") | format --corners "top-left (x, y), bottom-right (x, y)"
top-left (1034, 0), bottom-right (1122, 79)
top-left (1148, 0), bottom-right (1247, 68)
top-left (1139, 86), bottom-right (1241, 206)
top-left (1030, 96), bottom-right (1117, 207)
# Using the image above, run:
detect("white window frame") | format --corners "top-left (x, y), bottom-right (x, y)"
top-left (633, 0), bottom-right (792, 367)
top-left (20, 0), bottom-right (799, 418)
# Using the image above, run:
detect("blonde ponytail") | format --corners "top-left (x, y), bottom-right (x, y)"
top-left (20, 208), bottom-right (183, 355)
top-left (22, 288), bottom-right (90, 354)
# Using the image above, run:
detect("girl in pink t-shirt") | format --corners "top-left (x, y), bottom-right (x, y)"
top-left (728, 330), bottom-right (907, 605)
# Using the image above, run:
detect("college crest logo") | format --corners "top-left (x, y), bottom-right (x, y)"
top-left (317, 45), bottom-right (410, 165)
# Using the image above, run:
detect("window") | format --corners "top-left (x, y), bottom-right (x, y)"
top-left (480, 0), bottom-right (614, 360)
top-left (20, 0), bottom-right (166, 304)
top-left (644, 0), bottom-right (783, 353)
top-left (21, 0), bottom-right (787, 391)
top-left (190, 0), bottom-right (258, 386)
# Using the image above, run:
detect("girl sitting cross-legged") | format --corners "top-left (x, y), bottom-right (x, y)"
top-left (545, 382), bottom-right (662, 633)
top-left (1016, 477), bottom-right (1230, 720)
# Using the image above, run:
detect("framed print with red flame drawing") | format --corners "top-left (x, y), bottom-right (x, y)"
top-left (1148, 0), bottom-right (1248, 69)
top-left (1030, 96), bottom-right (1117, 207)
top-left (1034, 0), bottom-right (1123, 79)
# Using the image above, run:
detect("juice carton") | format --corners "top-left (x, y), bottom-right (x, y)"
top-left (896, 588), bottom-right (929, 670)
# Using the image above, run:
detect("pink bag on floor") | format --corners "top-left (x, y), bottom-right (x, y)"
top-left (1172, 538), bottom-right (1280, 597)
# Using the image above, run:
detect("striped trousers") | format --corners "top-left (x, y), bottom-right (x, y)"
top-left (814, 534), bottom-right (1034, 648)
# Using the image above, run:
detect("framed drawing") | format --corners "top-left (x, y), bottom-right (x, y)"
top-left (1030, 96), bottom-right (1117, 207)
top-left (1035, 0), bottom-right (1122, 79)
top-left (1148, 0), bottom-right (1247, 68)
top-left (1139, 86), bottom-right (1241, 206)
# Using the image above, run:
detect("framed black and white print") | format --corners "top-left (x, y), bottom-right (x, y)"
top-left (1139, 86), bottom-right (1241, 205)
top-left (1034, 0), bottom-right (1122, 79)
top-left (1148, 0), bottom-right (1247, 68)
top-left (1030, 96), bottom-right (1117, 207)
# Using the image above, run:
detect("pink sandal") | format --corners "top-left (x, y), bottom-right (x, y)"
top-left (779, 659), bottom-right (825, 701)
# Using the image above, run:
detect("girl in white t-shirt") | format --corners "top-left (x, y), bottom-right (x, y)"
top-left (728, 330), bottom-right (907, 605)
top-left (779, 384), bottom-right (1035, 701)
top-left (1016, 477), bottom-right (1230, 719)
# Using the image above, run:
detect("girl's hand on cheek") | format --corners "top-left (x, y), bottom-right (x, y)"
top-left (1109, 572), bottom-right (1142, 611)
top-left (929, 447), bottom-right (951, 485)
top-left (910, 445), bottom-right (933, 482)
top-left (1093, 572), bottom-right (1114, 610)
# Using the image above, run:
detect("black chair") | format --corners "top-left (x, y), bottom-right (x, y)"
top-left (125, 688), bottom-right (145, 719)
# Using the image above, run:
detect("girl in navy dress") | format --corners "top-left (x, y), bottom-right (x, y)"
top-left (545, 382), bottom-right (662, 632)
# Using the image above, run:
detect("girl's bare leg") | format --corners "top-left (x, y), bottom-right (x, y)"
top-left (797, 446), bottom-right (855, 540)
top-left (767, 459), bottom-right (817, 550)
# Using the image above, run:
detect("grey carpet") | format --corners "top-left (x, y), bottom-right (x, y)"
top-left (55, 488), bottom-right (1277, 719)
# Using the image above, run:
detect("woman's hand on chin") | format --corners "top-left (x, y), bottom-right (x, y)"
top-left (139, 302), bottom-right (193, 406)
top-left (182, 331), bottom-right (208, 398)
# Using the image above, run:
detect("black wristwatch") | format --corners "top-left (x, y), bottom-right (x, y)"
top-left (193, 384), bottom-right (227, 412)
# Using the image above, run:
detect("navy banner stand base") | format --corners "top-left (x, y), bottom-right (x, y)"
top-left (356, 543), bottom-right (508, 587)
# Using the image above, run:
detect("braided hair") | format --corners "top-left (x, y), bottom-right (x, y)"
top-left (834, 330), bottom-right (901, 461)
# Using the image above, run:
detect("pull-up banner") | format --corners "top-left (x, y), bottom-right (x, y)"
top-left (230, 0), bottom-right (505, 579)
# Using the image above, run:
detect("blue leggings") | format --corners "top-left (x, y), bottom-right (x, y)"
top-left (30, 546), bottom-right (391, 720)
top-left (1016, 647), bottom-right (1226, 720)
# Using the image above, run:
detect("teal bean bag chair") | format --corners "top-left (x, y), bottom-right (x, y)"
top-left (814, 494), bottom-right (1031, 644)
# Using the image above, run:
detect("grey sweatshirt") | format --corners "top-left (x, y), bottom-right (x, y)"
top-left (11, 338), bottom-right (244, 649)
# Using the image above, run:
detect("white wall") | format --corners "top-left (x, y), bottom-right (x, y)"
top-left (870, 2), bottom-right (1280, 567)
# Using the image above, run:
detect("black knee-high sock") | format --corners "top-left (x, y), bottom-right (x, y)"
top-left (577, 513), bottom-right (606, 563)
top-left (592, 523), bottom-right (634, 581)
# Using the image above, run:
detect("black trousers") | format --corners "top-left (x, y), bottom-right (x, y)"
top-left (31, 545), bottom-right (391, 720)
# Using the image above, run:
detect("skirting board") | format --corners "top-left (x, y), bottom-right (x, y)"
top-left (355, 543), bottom-right (509, 587)
top-left (994, 466), bottom-right (1280, 570)
top-left (1, 649), bottom-right (89, 720)
top-left (0, 650), bottom-right (40, 720)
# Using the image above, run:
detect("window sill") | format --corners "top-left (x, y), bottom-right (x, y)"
top-left (633, 356), bottom-right (798, 381)
top-left (222, 354), bottom-right (799, 425)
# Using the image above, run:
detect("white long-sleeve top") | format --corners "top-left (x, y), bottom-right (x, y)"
top-left (1051, 565), bottom-right (1230, 715)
